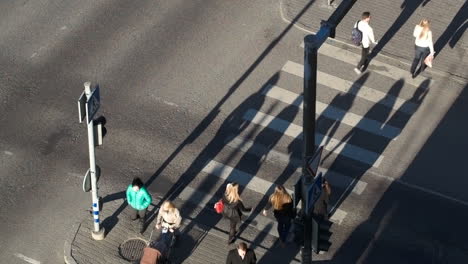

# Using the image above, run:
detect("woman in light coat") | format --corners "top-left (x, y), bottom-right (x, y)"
top-left (155, 201), bottom-right (182, 238)
top-left (410, 19), bottom-right (435, 78)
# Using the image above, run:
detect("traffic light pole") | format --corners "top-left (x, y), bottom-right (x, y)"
top-left (84, 82), bottom-right (105, 240)
top-left (301, 33), bottom-right (319, 264)
top-left (301, 1), bottom-right (357, 262)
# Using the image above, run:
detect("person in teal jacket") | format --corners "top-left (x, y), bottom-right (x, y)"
top-left (126, 177), bottom-right (152, 233)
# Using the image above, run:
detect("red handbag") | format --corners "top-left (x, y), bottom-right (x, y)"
top-left (214, 199), bottom-right (224, 214)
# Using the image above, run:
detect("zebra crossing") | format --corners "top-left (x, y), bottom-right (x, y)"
top-left (173, 41), bottom-right (429, 239)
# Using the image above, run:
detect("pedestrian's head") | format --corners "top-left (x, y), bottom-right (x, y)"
top-left (236, 242), bottom-right (248, 258)
top-left (161, 200), bottom-right (176, 213)
top-left (270, 185), bottom-right (292, 210)
top-left (361, 11), bottom-right (371, 22)
top-left (131, 177), bottom-right (144, 191)
top-left (225, 182), bottom-right (241, 203)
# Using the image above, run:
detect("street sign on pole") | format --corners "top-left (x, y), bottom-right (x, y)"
top-left (306, 146), bottom-right (323, 178)
top-left (293, 176), bottom-right (302, 208)
top-left (86, 86), bottom-right (100, 123)
top-left (306, 172), bottom-right (323, 214)
top-left (78, 91), bottom-right (86, 123)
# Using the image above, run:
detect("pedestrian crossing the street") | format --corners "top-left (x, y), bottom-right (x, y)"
top-left (172, 41), bottom-right (429, 241)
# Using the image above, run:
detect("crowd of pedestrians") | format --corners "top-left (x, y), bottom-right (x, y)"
top-left (127, 176), bottom-right (332, 263)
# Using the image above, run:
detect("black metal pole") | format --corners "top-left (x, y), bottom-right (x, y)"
top-left (299, 3), bottom-right (358, 262)
top-left (301, 34), bottom-right (318, 264)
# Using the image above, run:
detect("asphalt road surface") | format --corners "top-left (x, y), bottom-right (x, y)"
top-left (1, 0), bottom-right (467, 263)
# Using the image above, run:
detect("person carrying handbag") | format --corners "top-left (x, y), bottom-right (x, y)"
top-left (410, 19), bottom-right (435, 78)
top-left (222, 182), bottom-right (251, 244)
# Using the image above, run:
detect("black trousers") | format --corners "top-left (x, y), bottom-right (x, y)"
top-left (229, 219), bottom-right (239, 241)
top-left (357, 47), bottom-right (370, 70)
top-left (410, 45), bottom-right (430, 74)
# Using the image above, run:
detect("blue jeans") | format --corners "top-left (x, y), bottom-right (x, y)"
top-left (410, 45), bottom-right (430, 75)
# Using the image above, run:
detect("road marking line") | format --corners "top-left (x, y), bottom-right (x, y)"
top-left (281, 60), bottom-right (418, 115)
top-left (14, 253), bottom-right (41, 264)
top-left (243, 109), bottom-right (384, 167)
top-left (263, 84), bottom-right (401, 139)
top-left (4, 150), bottom-right (13, 155)
top-left (300, 42), bottom-right (433, 88)
top-left (225, 134), bottom-right (368, 195)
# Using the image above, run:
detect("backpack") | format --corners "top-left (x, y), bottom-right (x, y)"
top-left (351, 20), bottom-right (362, 46)
top-left (214, 199), bottom-right (224, 214)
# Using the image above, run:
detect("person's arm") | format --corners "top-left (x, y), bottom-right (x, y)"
top-left (413, 25), bottom-right (419, 38)
top-left (141, 188), bottom-right (152, 209)
top-left (250, 250), bottom-right (257, 264)
top-left (368, 27), bottom-right (377, 44)
top-left (225, 251), bottom-right (233, 264)
top-left (173, 209), bottom-right (182, 229)
top-left (126, 186), bottom-right (133, 205)
top-left (239, 201), bottom-right (251, 212)
top-left (263, 199), bottom-right (272, 216)
top-left (428, 31), bottom-right (435, 54)
top-left (155, 210), bottom-right (163, 228)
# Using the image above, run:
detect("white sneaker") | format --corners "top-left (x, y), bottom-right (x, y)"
top-left (354, 68), bottom-right (362, 74)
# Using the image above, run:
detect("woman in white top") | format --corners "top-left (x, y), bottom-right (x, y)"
top-left (410, 19), bottom-right (435, 78)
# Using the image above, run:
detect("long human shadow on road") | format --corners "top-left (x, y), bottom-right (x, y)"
top-left (323, 79), bottom-right (429, 216)
top-left (434, 0), bottom-right (468, 54)
top-left (316, 72), bottom-right (370, 147)
top-left (369, 0), bottom-right (430, 62)
top-left (144, 0), bottom-right (317, 193)
top-left (331, 82), bottom-right (467, 263)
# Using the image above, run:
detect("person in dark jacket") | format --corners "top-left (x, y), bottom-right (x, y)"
top-left (126, 177), bottom-right (152, 233)
top-left (226, 242), bottom-right (257, 264)
top-left (222, 182), bottom-right (251, 244)
top-left (263, 185), bottom-right (294, 247)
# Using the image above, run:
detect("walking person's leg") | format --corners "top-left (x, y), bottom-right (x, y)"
top-left (355, 47), bottom-right (369, 73)
top-left (418, 48), bottom-right (430, 74)
top-left (411, 46), bottom-right (425, 77)
top-left (228, 219), bottom-right (237, 243)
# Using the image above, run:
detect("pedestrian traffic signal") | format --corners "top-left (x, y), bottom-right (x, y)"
top-left (93, 116), bottom-right (107, 146)
top-left (312, 215), bottom-right (332, 253)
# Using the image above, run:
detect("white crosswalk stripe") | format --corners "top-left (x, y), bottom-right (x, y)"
top-left (174, 41), bottom-right (426, 237)
top-left (243, 109), bottom-right (384, 167)
top-left (281, 60), bottom-right (418, 115)
top-left (262, 84), bottom-right (401, 139)
top-left (224, 134), bottom-right (368, 196)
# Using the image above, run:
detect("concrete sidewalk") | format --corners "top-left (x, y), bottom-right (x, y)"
top-left (64, 198), bottom-right (302, 264)
top-left (281, 0), bottom-right (467, 81)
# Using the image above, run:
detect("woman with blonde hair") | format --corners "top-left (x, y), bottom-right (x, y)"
top-left (222, 182), bottom-right (251, 244)
top-left (155, 200), bottom-right (182, 242)
top-left (410, 19), bottom-right (435, 78)
top-left (263, 185), bottom-right (294, 246)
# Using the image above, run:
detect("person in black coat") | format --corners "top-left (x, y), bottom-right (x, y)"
top-left (222, 182), bottom-right (251, 244)
top-left (263, 185), bottom-right (295, 246)
top-left (226, 242), bottom-right (257, 264)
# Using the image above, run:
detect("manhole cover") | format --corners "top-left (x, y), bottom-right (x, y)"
top-left (119, 238), bottom-right (147, 261)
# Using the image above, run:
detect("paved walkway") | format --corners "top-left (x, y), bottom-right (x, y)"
top-left (64, 198), bottom-right (302, 264)
top-left (281, 0), bottom-right (467, 80)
